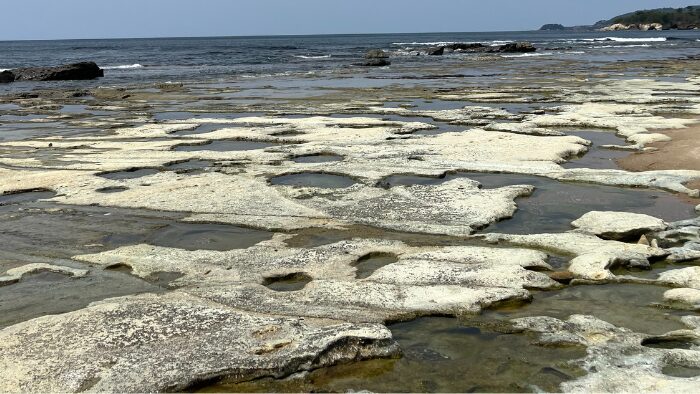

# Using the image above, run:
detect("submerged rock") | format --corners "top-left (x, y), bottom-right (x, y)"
top-left (0, 263), bottom-right (88, 286)
top-left (0, 292), bottom-right (398, 392)
top-left (571, 211), bottom-right (668, 241)
top-left (11, 62), bottom-right (104, 81)
top-left (427, 47), bottom-right (444, 56)
top-left (361, 58), bottom-right (391, 67)
top-left (365, 49), bottom-right (389, 59)
top-left (513, 315), bottom-right (700, 392)
top-left (0, 70), bottom-right (14, 84)
top-left (497, 42), bottom-right (537, 53)
top-left (664, 288), bottom-right (700, 310)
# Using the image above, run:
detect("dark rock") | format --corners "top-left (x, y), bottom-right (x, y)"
top-left (447, 43), bottom-right (486, 51)
top-left (11, 62), bottom-right (104, 82)
top-left (496, 42), bottom-right (537, 53)
top-left (0, 70), bottom-right (15, 84)
top-left (361, 59), bottom-right (391, 67)
top-left (365, 49), bottom-right (389, 59)
top-left (427, 47), bottom-right (445, 56)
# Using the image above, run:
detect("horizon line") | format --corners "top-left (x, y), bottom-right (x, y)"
top-left (0, 28), bottom-right (570, 43)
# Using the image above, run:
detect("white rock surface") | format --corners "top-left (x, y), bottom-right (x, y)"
top-left (571, 211), bottom-right (667, 240)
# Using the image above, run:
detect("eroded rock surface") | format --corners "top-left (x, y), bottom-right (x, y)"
top-left (513, 315), bottom-right (700, 392)
top-left (0, 292), bottom-right (397, 392)
top-left (571, 211), bottom-right (667, 241)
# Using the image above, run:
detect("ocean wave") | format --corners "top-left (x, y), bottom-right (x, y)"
top-left (392, 41), bottom-right (461, 46)
top-left (103, 63), bottom-right (144, 70)
top-left (501, 52), bottom-right (553, 58)
top-left (583, 37), bottom-right (667, 43)
top-left (293, 55), bottom-right (331, 59)
top-left (590, 44), bottom-right (651, 48)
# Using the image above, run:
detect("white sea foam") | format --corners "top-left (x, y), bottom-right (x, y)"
top-left (500, 52), bottom-right (553, 58)
top-left (0, 69), bottom-right (8, 72)
top-left (583, 37), bottom-right (667, 43)
top-left (392, 41), bottom-right (461, 46)
top-left (293, 55), bottom-right (331, 59)
top-left (103, 63), bottom-right (144, 70)
top-left (590, 44), bottom-right (652, 48)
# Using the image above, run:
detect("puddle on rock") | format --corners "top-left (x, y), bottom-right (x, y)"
top-left (164, 159), bottom-right (213, 173)
top-left (262, 272), bottom-right (312, 292)
top-left (353, 252), bottom-right (399, 279)
top-left (146, 222), bottom-right (273, 251)
top-left (201, 316), bottom-right (586, 393)
top-left (0, 264), bottom-right (162, 329)
top-left (173, 140), bottom-right (277, 152)
top-left (378, 172), bottom-right (697, 233)
top-left (292, 153), bottom-right (344, 163)
top-left (0, 190), bottom-right (56, 205)
top-left (663, 365), bottom-right (700, 378)
top-left (98, 168), bottom-right (160, 180)
top-left (96, 186), bottom-right (129, 193)
top-left (270, 172), bottom-right (357, 189)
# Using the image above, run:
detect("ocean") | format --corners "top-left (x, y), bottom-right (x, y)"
top-left (1, 30), bottom-right (699, 90)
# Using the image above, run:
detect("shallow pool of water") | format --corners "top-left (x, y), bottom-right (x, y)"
top-left (292, 153), bottom-right (344, 163)
top-left (98, 168), bottom-right (160, 180)
top-left (262, 272), bottom-right (312, 292)
top-left (202, 316), bottom-right (586, 393)
top-left (378, 172), bottom-right (698, 233)
top-left (173, 140), bottom-right (277, 152)
top-left (0, 190), bottom-right (56, 205)
top-left (146, 222), bottom-right (273, 251)
top-left (270, 172), bottom-right (357, 189)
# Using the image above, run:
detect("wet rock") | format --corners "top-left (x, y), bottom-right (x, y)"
top-left (0, 292), bottom-right (398, 392)
top-left (513, 314), bottom-right (700, 392)
top-left (571, 211), bottom-right (667, 241)
top-left (446, 43), bottom-right (486, 51)
top-left (0, 70), bottom-right (15, 84)
top-left (365, 49), bottom-right (389, 59)
top-left (361, 50), bottom-right (391, 66)
top-left (427, 47), bottom-right (444, 56)
top-left (496, 42), bottom-right (536, 53)
top-left (0, 263), bottom-right (88, 286)
top-left (362, 59), bottom-right (391, 67)
top-left (75, 239), bottom-right (555, 323)
top-left (482, 232), bottom-right (667, 281)
top-left (548, 271), bottom-right (575, 284)
top-left (658, 267), bottom-right (700, 289)
top-left (664, 288), bottom-right (700, 310)
top-left (11, 62), bottom-right (104, 81)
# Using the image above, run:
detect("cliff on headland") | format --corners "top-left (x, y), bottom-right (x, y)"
top-left (540, 5), bottom-right (700, 31)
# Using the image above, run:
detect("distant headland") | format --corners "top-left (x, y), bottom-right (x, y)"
top-left (540, 5), bottom-right (700, 31)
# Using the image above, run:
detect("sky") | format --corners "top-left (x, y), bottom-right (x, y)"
top-left (1, 0), bottom-right (696, 40)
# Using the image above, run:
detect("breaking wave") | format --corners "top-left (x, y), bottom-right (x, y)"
top-left (103, 63), bottom-right (144, 70)
top-left (583, 37), bottom-right (667, 43)
top-left (293, 55), bottom-right (332, 59)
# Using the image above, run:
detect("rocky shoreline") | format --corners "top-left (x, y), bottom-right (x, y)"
top-left (0, 43), bottom-right (700, 392)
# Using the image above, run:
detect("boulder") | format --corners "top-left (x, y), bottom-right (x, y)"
top-left (0, 70), bottom-right (14, 83)
top-left (571, 211), bottom-right (667, 241)
top-left (447, 43), bottom-right (486, 51)
top-left (11, 62), bottom-right (104, 81)
top-left (361, 59), bottom-right (391, 67)
top-left (496, 42), bottom-right (537, 53)
top-left (365, 49), bottom-right (389, 59)
top-left (427, 47), bottom-right (444, 56)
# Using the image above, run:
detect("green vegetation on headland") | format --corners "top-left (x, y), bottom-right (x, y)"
top-left (540, 5), bottom-right (700, 31)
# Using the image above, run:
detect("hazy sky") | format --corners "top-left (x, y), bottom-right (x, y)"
top-left (1, 0), bottom-right (696, 40)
